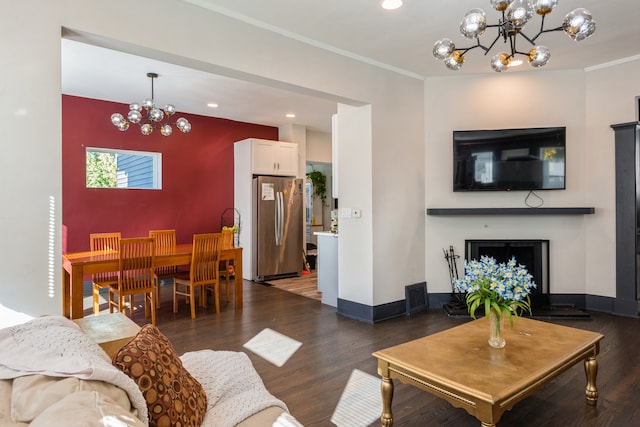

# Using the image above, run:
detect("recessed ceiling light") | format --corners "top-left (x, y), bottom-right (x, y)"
top-left (381, 0), bottom-right (403, 10)
top-left (285, 113), bottom-right (296, 118)
top-left (207, 103), bottom-right (219, 108)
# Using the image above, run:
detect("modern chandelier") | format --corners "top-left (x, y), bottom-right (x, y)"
top-left (433, 0), bottom-right (596, 72)
top-left (110, 72), bottom-right (191, 136)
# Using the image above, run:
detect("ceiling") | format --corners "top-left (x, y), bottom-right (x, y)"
top-left (61, 0), bottom-right (640, 134)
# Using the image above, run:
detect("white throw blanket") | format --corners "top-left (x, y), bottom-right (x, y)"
top-left (180, 350), bottom-right (289, 427)
top-left (0, 316), bottom-right (148, 424)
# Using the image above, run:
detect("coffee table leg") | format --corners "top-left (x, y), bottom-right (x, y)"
top-left (584, 354), bottom-right (598, 405)
top-left (380, 376), bottom-right (394, 426)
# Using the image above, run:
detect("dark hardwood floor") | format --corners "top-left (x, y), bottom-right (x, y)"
top-left (121, 279), bottom-right (640, 427)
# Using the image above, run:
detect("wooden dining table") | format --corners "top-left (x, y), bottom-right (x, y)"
top-left (62, 243), bottom-right (243, 319)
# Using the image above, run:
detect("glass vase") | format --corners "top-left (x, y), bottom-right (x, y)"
top-left (488, 309), bottom-right (506, 348)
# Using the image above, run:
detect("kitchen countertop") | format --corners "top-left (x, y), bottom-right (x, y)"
top-left (314, 231), bottom-right (338, 237)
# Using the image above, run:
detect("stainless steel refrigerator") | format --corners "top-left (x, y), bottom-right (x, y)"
top-left (253, 176), bottom-right (304, 281)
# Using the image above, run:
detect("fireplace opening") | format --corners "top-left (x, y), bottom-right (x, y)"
top-left (465, 239), bottom-right (550, 308)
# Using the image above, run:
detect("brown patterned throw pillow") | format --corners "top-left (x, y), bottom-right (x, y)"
top-left (112, 324), bottom-right (207, 427)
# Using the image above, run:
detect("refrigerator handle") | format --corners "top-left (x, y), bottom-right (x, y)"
top-left (279, 191), bottom-right (284, 245)
top-left (275, 191), bottom-right (283, 246)
top-left (274, 191), bottom-right (280, 246)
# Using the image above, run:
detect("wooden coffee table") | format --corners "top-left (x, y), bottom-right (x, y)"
top-left (373, 317), bottom-right (603, 426)
top-left (74, 313), bottom-right (141, 359)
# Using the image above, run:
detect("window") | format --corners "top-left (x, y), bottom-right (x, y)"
top-left (86, 148), bottom-right (162, 189)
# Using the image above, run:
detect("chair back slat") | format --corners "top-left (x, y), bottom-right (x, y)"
top-left (190, 233), bottom-right (222, 285)
top-left (90, 232), bottom-right (121, 252)
top-left (90, 232), bottom-right (121, 282)
top-left (149, 229), bottom-right (177, 275)
top-left (149, 229), bottom-right (176, 254)
top-left (119, 237), bottom-right (155, 295)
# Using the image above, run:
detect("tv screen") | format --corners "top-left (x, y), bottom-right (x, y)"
top-left (453, 127), bottom-right (566, 192)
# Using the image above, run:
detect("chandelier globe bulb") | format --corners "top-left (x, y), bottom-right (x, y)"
top-left (149, 108), bottom-right (164, 122)
top-left (444, 52), bottom-right (464, 70)
top-left (176, 117), bottom-right (192, 133)
top-left (563, 8), bottom-right (596, 41)
top-left (111, 113), bottom-right (125, 127)
top-left (433, 38), bottom-right (456, 60)
top-left (127, 110), bottom-right (142, 124)
top-left (507, 0), bottom-right (535, 29)
top-left (528, 45), bottom-right (551, 67)
top-left (460, 9), bottom-right (487, 39)
top-left (490, 53), bottom-right (511, 72)
top-left (489, 0), bottom-right (509, 12)
top-left (142, 98), bottom-right (155, 110)
top-left (533, 0), bottom-right (558, 15)
top-left (161, 125), bottom-right (173, 136)
top-left (140, 123), bottom-right (154, 136)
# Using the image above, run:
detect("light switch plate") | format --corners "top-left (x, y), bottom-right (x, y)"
top-left (340, 207), bottom-right (352, 218)
top-left (352, 208), bottom-right (361, 218)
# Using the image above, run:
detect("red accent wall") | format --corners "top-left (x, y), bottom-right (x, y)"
top-left (62, 95), bottom-right (278, 252)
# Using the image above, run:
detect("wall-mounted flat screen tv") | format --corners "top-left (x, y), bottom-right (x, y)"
top-left (453, 127), bottom-right (566, 192)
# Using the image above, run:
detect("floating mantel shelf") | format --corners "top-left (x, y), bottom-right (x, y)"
top-left (427, 207), bottom-right (596, 216)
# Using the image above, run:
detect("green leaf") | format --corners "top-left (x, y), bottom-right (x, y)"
top-left (490, 300), bottom-right (502, 316)
top-left (503, 308), bottom-right (514, 327)
top-left (468, 298), bottom-right (480, 319)
top-left (306, 170), bottom-right (328, 207)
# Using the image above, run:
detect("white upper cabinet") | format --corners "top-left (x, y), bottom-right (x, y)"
top-left (247, 139), bottom-right (298, 176)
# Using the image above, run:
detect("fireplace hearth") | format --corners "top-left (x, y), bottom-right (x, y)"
top-left (443, 239), bottom-right (590, 319)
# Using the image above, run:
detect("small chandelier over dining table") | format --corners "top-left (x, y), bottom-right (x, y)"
top-left (110, 72), bottom-right (191, 136)
top-left (432, 0), bottom-right (596, 72)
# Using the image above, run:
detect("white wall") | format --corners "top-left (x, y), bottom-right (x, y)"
top-left (1, 0), bottom-right (425, 315)
top-left (584, 59), bottom-right (640, 297)
top-left (1, 4), bottom-right (63, 315)
top-left (371, 80), bottom-right (426, 305)
top-left (336, 104), bottom-right (374, 305)
top-left (425, 64), bottom-right (640, 299)
top-left (306, 130), bottom-right (332, 164)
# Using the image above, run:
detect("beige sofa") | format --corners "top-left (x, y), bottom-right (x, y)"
top-left (0, 314), bottom-right (300, 427)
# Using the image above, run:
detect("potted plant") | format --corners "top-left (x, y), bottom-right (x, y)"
top-left (306, 170), bottom-right (328, 207)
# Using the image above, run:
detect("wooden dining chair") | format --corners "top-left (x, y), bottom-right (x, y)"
top-left (149, 229), bottom-right (178, 306)
top-left (174, 233), bottom-right (222, 319)
top-left (219, 229), bottom-right (234, 302)
top-left (90, 232), bottom-right (121, 315)
top-left (108, 237), bottom-right (157, 325)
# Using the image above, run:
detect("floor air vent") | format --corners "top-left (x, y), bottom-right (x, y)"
top-left (405, 282), bottom-right (428, 315)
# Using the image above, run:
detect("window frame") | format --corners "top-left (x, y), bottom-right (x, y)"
top-left (86, 147), bottom-right (162, 190)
